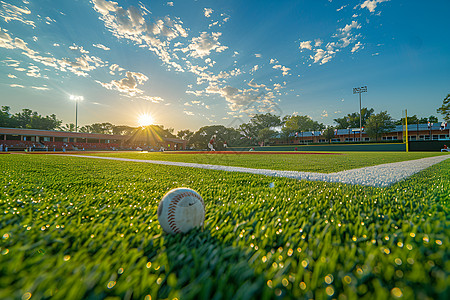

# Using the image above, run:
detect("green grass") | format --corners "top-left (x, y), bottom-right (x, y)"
top-left (0, 154), bottom-right (449, 299)
top-left (81, 151), bottom-right (448, 173)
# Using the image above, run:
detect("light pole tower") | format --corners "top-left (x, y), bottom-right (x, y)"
top-left (353, 86), bottom-right (367, 142)
top-left (70, 95), bottom-right (84, 132)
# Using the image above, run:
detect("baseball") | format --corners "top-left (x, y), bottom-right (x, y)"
top-left (157, 188), bottom-right (205, 234)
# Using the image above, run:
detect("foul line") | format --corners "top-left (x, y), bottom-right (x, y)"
top-left (58, 154), bottom-right (450, 188)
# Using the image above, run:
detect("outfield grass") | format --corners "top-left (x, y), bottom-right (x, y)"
top-left (0, 154), bottom-right (448, 299)
top-left (81, 151), bottom-right (448, 173)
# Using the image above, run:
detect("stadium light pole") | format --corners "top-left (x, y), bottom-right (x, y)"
top-left (70, 95), bottom-right (84, 132)
top-left (353, 86), bottom-right (367, 142)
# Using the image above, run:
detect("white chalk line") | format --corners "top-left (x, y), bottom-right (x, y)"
top-left (58, 154), bottom-right (450, 188)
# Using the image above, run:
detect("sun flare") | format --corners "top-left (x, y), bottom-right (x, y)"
top-left (137, 114), bottom-right (154, 127)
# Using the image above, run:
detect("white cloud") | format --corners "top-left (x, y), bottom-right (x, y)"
top-left (167, 2), bottom-right (174, 6)
top-left (10, 84), bottom-right (24, 88)
top-left (254, 53), bottom-right (262, 58)
top-left (340, 21), bottom-right (361, 33)
top-left (92, 0), bottom-right (188, 72)
top-left (301, 20), bottom-right (361, 65)
top-left (93, 43), bottom-right (110, 51)
top-left (204, 8), bottom-right (213, 18)
top-left (0, 2), bottom-right (35, 28)
top-left (269, 59), bottom-right (278, 64)
top-left (248, 79), bottom-right (265, 88)
top-left (206, 84), bottom-right (278, 113)
top-left (31, 86), bottom-right (50, 91)
top-left (97, 71), bottom-right (149, 96)
top-left (26, 65), bottom-right (41, 78)
top-left (7, 74), bottom-right (17, 78)
top-left (359, 0), bottom-right (390, 13)
top-left (314, 39), bottom-right (323, 47)
top-left (69, 44), bottom-right (89, 54)
top-left (299, 41), bottom-right (312, 50)
top-left (140, 96), bottom-right (164, 103)
top-left (351, 41), bottom-right (363, 53)
top-left (184, 111), bottom-right (194, 116)
top-left (251, 65), bottom-right (259, 72)
top-left (185, 32), bottom-right (228, 58)
top-left (321, 110), bottom-right (328, 118)
top-left (272, 65), bottom-right (291, 76)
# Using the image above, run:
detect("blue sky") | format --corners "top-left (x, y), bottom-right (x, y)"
top-left (1, 0), bottom-right (449, 131)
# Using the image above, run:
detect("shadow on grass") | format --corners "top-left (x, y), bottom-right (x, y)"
top-left (153, 228), bottom-right (276, 300)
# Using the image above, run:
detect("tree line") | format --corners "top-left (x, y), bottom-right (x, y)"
top-left (1, 93), bottom-right (448, 147)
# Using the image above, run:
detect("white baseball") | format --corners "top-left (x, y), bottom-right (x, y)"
top-left (157, 188), bottom-right (205, 234)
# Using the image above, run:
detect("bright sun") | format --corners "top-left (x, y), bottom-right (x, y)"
top-left (138, 114), bottom-right (154, 127)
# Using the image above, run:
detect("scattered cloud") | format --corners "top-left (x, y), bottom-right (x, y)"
top-left (93, 43), bottom-right (110, 51)
top-left (97, 71), bottom-right (149, 97)
top-left (248, 79), bottom-right (265, 88)
top-left (204, 8), bottom-right (213, 18)
top-left (10, 84), bottom-right (24, 88)
top-left (184, 111), bottom-right (194, 116)
top-left (184, 32), bottom-right (228, 58)
top-left (31, 86), bottom-right (50, 91)
top-left (359, 0), bottom-right (390, 13)
top-left (7, 74), bottom-right (17, 78)
top-left (0, 2), bottom-right (35, 28)
top-left (92, 0), bottom-right (188, 72)
top-left (69, 44), bottom-right (89, 54)
top-left (314, 39), bottom-right (323, 47)
top-left (140, 96), bottom-right (164, 103)
top-left (299, 41), bottom-right (312, 50)
top-left (351, 41), bottom-right (363, 53)
top-left (300, 20), bottom-right (362, 65)
top-left (167, 2), bottom-right (174, 7)
top-left (272, 65), bottom-right (291, 76)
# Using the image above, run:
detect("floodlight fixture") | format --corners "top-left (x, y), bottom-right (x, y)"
top-left (70, 95), bottom-right (84, 132)
top-left (353, 86), bottom-right (367, 141)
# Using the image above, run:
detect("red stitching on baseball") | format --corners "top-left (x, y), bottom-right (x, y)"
top-left (165, 190), bottom-right (204, 233)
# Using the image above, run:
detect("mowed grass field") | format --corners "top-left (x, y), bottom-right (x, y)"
top-left (81, 151), bottom-right (447, 173)
top-left (0, 154), bottom-right (449, 299)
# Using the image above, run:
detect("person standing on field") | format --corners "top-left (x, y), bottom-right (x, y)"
top-left (208, 135), bottom-right (216, 151)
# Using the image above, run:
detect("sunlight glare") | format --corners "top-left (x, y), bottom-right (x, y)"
top-left (138, 114), bottom-right (154, 127)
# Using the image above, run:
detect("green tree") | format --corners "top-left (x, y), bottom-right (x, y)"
top-left (0, 106), bottom-right (14, 127)
top-left (61, 123), bottom-right (76, 132)
top-left (437, 94), bottom-right (450, 121)
top-left (428, 115), bottom-right (438, 123)
top-left (190, 125), bottom-right (244, 149)
top-left (334, 107), bottom-right (374, 129)
top-left (12, 109), bottom-right (35, 128)
top-left (239, 113), bottom-right (282, 139)
top-left (282, 115), bottom-right (325, 141)
top-left (365, 111), bottom-right (396, 141)
top-left (112, 125), bottom-right (135, 136)
top-left (176, 129), bottom-right (194, 141)
top-left (29, 114), bottom-right (62, 130)
top-left (257, 128), bottom-right (276, 145)
top-left (395, 114), bottom-right (420, 126)
top-left (322, 127), bottom-right (336, 143)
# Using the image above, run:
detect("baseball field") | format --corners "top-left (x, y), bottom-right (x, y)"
top-left (0, 152), bottom-right (449, 299)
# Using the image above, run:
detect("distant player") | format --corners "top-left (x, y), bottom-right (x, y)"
top-left (208, 135), bottom-right (216, 151)
top-left (442, 145), bottom-right (449, 152)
